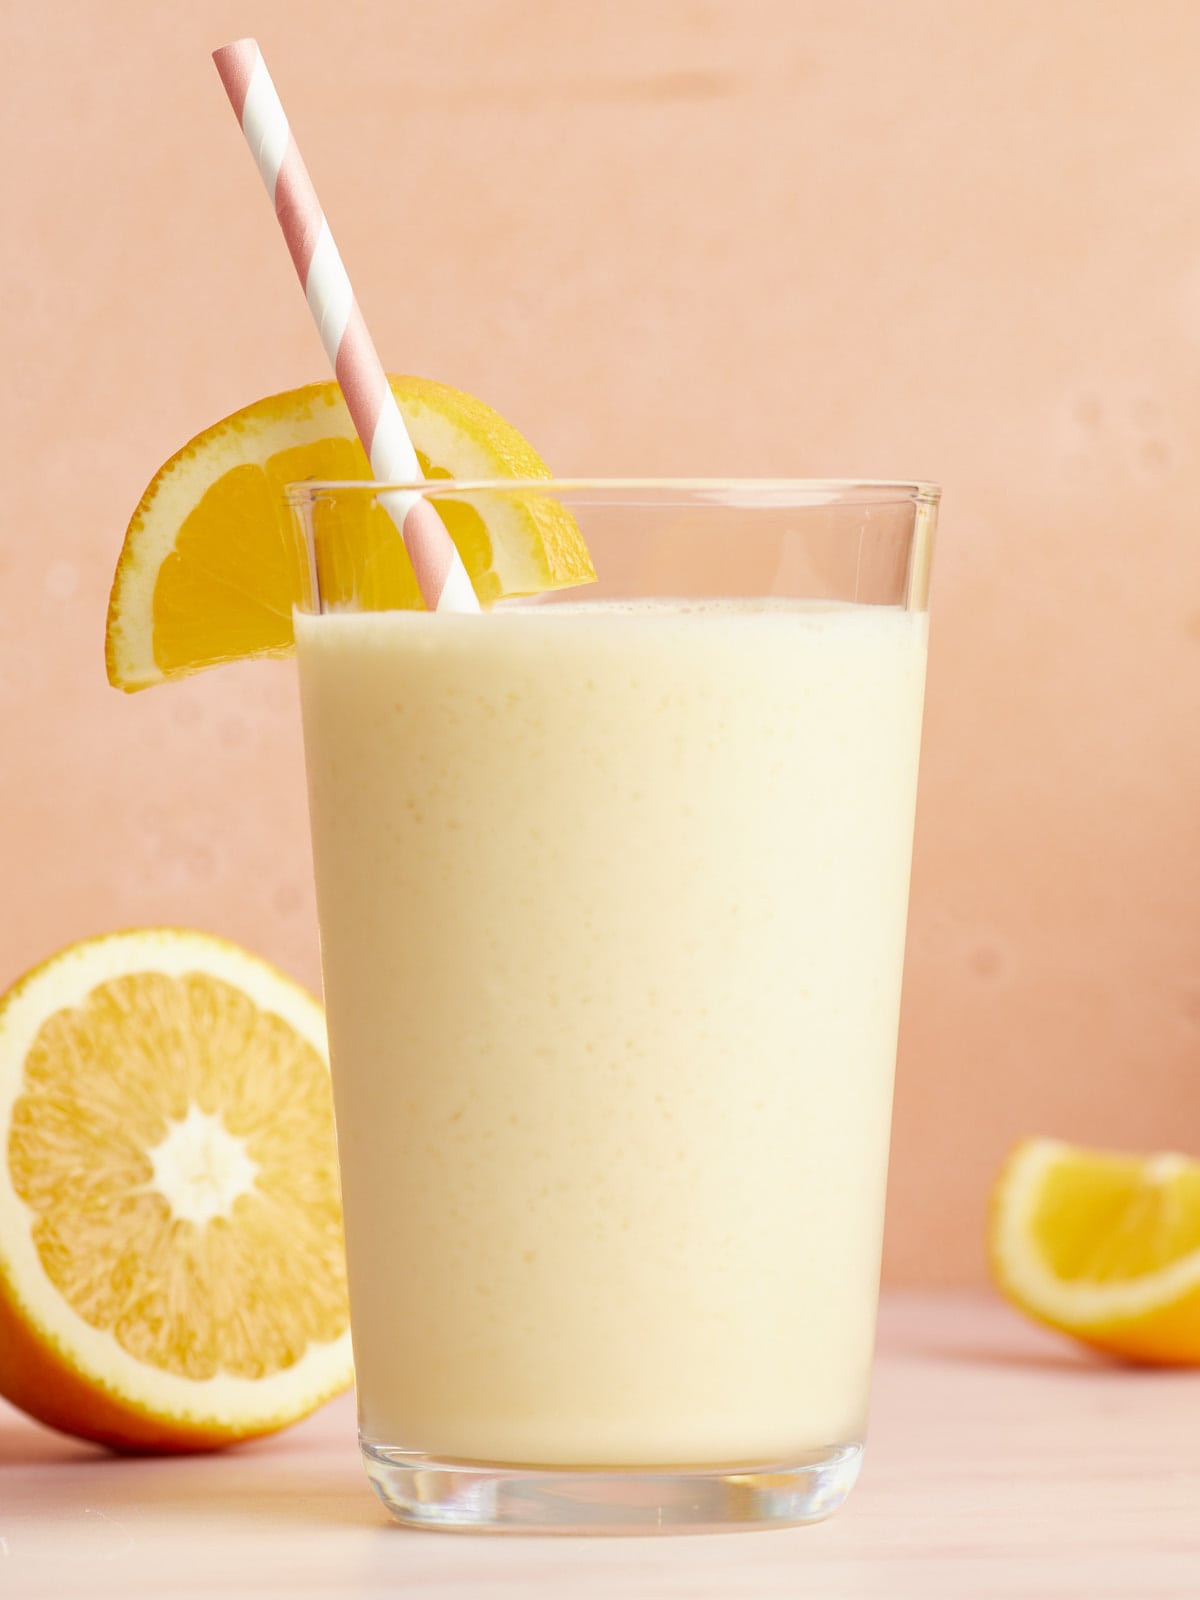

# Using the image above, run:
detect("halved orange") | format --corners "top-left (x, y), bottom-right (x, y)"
top-left (990, 1137), bottom-right (1200, 1365)
top-left (106, 375), bottom-right (595, 691)
top-left (0, 929), bottom-right (352, 1450)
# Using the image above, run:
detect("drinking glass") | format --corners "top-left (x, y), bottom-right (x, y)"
top-left (286, 478), bottom-right (938, 1533)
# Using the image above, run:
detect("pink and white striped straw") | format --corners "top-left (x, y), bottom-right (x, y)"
top-left (212, 38), bottom-right (479, 614)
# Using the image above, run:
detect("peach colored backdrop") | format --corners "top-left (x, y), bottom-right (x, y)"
top-left (3, 0), bottom-right (1198, 1285)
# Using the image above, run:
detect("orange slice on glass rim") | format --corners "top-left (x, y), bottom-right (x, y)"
top-left (105, 375), bottom-right (595, 691)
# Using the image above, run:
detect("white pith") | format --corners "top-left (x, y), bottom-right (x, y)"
top-left (147, 1105), bottom-right (260, 1228)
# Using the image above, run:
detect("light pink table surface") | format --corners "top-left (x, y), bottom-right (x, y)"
top-left (2, 1291), bottom-right (1197, 1599)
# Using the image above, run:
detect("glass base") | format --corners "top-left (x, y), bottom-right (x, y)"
top-left (361, 1440), bottom-right (863, 1534)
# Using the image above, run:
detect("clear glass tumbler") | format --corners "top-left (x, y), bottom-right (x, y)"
top-left (286, 479), bottom-right (938, 1533)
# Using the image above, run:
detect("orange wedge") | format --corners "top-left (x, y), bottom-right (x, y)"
top-left (105, 376), bottom-right (595, 691)
top-left (989, 1138), bottom-right (1200, 1365)
top-left (0, 929), bottom-right (353, 1450)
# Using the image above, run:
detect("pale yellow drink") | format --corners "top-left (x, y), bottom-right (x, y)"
top-left (296, 599), bottom-right (927, 1468)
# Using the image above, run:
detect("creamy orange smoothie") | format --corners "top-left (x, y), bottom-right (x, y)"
top-left (295, 599), bottom-right (927, 1468)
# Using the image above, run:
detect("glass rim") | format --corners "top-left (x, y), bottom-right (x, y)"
top-left (284, 476), bottom-right (941, 508)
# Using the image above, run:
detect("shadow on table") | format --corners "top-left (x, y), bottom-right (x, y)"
top-left (0, 1422), bottom-right (387, 1532)
top-left (878, 1294), bottom-right (1196, 1376)
top-left (7, 1459), bottom-right (386, 1531)
top-left (911, 1339), bottom-right (1121, 1373)
top-left (0, 1418), bottom-right (105, 1466)
top-left (888, 1321), bottom-right (1194, 1377)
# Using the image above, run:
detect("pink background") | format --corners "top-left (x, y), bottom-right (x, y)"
top-left (3, 1), bottom-right (1198, 1285)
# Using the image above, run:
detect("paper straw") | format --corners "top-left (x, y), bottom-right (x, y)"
top-left (212, 38), bottom-right (479, 613)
